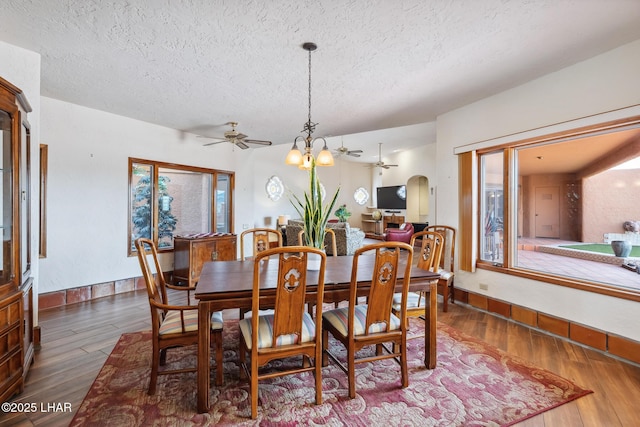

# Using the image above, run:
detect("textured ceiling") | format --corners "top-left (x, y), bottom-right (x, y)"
top-left (2, 0), bottom-right (640, 162)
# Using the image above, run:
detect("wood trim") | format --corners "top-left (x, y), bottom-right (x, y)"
top-left (458, 288), bottom-right (640, 366)
top-left (39, 145), bottom-right (48, 258)
top-left (538, 313), bottom-right (569, 338)
top-left (608, 335), bottom-right (640, 365)
top-left (467, 292), bottom-right (488, 310)
top-left (458, 152), bottom-right (474, 271)
top-left (570, 323), bottom-right (606, 351)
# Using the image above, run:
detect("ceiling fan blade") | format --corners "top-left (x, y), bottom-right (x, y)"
top-left (236, 141), bottom-right (250, 149)
top-left (197, 135), bottom-right (225, 140)
top-left (244, 139), bottom-right (273, 146)
top-left (347, 151), bottom-right (361, 157)
top-left (235, 132), bottom-right (248, 140)
top-left (202, 140), bottom-right (226, 146)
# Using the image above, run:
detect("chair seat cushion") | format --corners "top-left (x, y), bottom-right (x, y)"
top-left (392, 292), bottom-right (425, 311)
top-left (438, 269), bottom-right (454, 280)
top-left (239, 312), bottom-right (316, 350)
top-left (322, 305), bottom-right (400, 337)
top-left (159, 309), bottom-right (224, 336)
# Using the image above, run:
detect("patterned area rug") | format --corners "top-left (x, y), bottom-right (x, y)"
top-left (71, 319), bottom-right (592, 426)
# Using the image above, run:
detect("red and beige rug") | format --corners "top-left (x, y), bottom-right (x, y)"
top-left (71, 319), bottom-right (592, 426)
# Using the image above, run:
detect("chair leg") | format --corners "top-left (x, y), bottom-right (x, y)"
top-left (239, 341), bottom-right (247, 380)
top-left (250, 354), bottom-right (259, 419)
top-left (322, 329), bottom-right (329, 367)
top-left (348, 348), bottom-right (356, 399)
top-left (441, 280), bottom-right (449, 312)
top-left (149, 343), bottom-right (160, 395)
top-left (450, 278), bottom-right (455, 304)
top-left (315, 355), bottom-right (323, 405)
top-left (400, 339), bottom-right (408, 388)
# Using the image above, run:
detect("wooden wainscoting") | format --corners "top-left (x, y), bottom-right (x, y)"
top-left (454, 288), bottom-right (640, 365)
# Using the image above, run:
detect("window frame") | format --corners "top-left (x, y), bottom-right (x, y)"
top-left (127, 157), bottom-right (234, 256)
top-left (460, 115), bottom-right (640, 303)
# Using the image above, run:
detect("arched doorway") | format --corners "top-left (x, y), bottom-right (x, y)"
top-left (407, 175), bottom-right (429, 223)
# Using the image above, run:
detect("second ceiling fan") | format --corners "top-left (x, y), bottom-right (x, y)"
top-left (372, 142), bottom-right (398, 174)
top-left (199, 121), bottom-right (272, 149)
top-left (333, 138), bottom-right (363, 158)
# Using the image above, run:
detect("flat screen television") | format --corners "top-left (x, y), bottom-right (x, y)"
top-left (376, 185), bottom-right (406, 210)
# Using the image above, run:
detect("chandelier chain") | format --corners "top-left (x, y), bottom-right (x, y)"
top-left (302, 45), bottom-right (317, 137)
top-left (308, 46), bottom-right (312, 128)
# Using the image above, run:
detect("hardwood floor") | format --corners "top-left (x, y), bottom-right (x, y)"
top-left (2, 289), bottom-right (639, 426)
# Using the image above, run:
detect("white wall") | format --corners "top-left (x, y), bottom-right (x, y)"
top-left (437, 39), bottom-right (640, 341)
top-left (38, 97), bottom-right (248, 293)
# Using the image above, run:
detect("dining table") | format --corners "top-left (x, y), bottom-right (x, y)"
top-left (194, 253), bottom-right (440, 413)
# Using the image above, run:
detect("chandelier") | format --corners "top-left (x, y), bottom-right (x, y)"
top-left (285, 42), bottom-right (334, 169)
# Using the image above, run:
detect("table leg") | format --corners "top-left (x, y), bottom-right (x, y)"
top-left (424, 281), bottom-right (437, 369)
top-left (197, 300), bottom-right (211, 413)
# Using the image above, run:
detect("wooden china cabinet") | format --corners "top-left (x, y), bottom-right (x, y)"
top-left (0, 76), bottom-right (34, 403)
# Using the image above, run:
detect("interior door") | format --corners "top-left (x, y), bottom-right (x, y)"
top-left (534, 186), bottom-right (560, 238)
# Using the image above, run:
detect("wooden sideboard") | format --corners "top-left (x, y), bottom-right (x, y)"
top-left (173, 234), bottom-right (237, 287)
top-left (361, 209), bottom-right (406, 238)
top-left (383, 214), bottom-right (405, 230)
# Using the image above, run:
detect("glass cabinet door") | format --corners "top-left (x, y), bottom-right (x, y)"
top-left (0, 110), bottom-right (13, 286)
top-left (20, 117), bottom-right (31, 282)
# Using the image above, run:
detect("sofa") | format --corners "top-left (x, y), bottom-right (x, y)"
top-left (285, 219), bottom-right (365, 256)
top-left (384, 222), bottom-right (414, 244)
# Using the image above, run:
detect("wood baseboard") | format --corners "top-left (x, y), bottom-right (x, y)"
top-left (456, 288), bottom-right (640, 366)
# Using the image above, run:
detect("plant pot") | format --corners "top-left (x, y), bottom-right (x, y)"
top-left (611, 240), bottom-right (632, 258)
top-left (307, 251), bottom-right (323, 271)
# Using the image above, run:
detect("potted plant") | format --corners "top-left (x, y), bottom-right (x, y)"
top-left (290, 158), bottom-right (340, 252)
top-left (334, 204), bottom-right (351, 223)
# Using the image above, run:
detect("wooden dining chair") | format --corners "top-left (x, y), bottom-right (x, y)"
top-left (425, 225), bottom-right (456, 311)
top-left (134, 238), bottom-right (224, 393)
top-left (322, 241), bottom-right (414, 399)
top-left (240, 227), bottom-right (283, 260)
top-left (297, 228), bottom-right (338, 257)
top-left (392, 230), bottom-right (443, 330)
top-left (239, 228), bottom-right (283, 319)
top-left (238, 246), bottom-right (327, 419)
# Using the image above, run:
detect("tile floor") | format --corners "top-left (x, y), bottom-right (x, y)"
top-left (516, 238), bottom-right (640, 291)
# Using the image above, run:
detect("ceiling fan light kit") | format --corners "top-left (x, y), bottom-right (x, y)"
top-left (285, 42), bottom-right (334, 170)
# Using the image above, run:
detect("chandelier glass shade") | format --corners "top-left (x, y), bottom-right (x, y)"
top-left (285, 42), bottom-right (334, 170)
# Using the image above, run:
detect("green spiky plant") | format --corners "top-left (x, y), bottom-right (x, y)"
top-left (290, 158), bottom-right (340, 249)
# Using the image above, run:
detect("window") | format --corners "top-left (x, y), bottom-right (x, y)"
top-left (128, 158), bottom-right (234, 254)
top-left (462, 117), bottom-right (640, 299)
top-left (480, 151), bottom-right (504, 264)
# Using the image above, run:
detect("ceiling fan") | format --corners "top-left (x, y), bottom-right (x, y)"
top-left (372, 142), bottom-right (398, 174)
top-left (333, 138), bottom-right (363, 158)
top-left (199, 121), bottom-right (272, 149)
